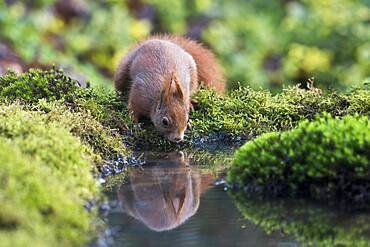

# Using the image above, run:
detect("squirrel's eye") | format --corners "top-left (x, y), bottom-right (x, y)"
top-left (162, 117), bottom-right (169, 126)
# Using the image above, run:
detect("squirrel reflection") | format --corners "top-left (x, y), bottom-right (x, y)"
top-left (117, 152), bottom-right (215, 232)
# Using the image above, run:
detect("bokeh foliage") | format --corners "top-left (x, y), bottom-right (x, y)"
top-left (0, 0), bottom-right (368, 90)
top-left (203, 0), bottom-right (370, 90)
top-left (0, 0), bottom-right (150, 86)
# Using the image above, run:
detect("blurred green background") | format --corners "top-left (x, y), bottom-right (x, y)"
top-left (0, 0), bottom-right (369, 90)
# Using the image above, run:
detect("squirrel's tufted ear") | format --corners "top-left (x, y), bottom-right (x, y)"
top-left (161, 72), bottom-right (184, 104)
top-left (172, 73), bottom-right (185, 102)
top-left (159, 73), bottom-right (172, 106)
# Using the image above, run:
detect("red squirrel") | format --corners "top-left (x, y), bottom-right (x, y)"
top-left (114, 35), bottom-right (225, 142)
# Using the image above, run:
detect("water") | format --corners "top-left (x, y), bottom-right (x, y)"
top-left (100, 152), bottom-right (370, 247)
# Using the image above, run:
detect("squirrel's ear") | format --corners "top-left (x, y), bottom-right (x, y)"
top-left (159, 90), bottom-right (165, 108)
top-left (160, 73), bottom-right (172, 105)
top-left (172, 73), bottom-right (184, 102)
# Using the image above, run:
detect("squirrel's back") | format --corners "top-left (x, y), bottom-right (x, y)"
top-left (130, 39), bottom-right (196, 95)
top-left (156, 35), bottom-right (225, 92)
top-left (114, 35), bottom-right (225, 96)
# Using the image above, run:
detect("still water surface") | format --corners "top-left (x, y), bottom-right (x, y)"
top-left (101, 152), bottom-right (301, 247)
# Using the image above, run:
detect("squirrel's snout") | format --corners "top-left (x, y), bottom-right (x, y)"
top-left (173, 136), bottom-right (183, 143)
top-left (167, 132), bottom-right (184, 143)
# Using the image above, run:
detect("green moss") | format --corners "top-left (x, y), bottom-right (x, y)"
top-left (0, 69), bottom-right (128, 158)
top-left (123, 84), bottom-right (369, 150)
top-left (227, 114), bottom-right (370, 200)
top-left (231, 192), bottom-right (370, 247)
top-left (0, 106), bottom-right (99, 246)
top-left (0, 104), bottom-right (99, 199)
top-left (72, 87), bottom-right (137, 140)
top-left (0, 69), bottom-right (78, 103)
top-left (193, 85), bottom-right (370, 137)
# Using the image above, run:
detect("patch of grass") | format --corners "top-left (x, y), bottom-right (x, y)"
top-left (231, 192), bottom-right (370, 247)
top-left (227, 114), bottom-right (370, 201)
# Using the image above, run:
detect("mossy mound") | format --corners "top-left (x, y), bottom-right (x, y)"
top-left (228, 115), bottom-right (370, 201)
top-left (0, 104), bottom-right (99, 197)
top-left (0, 69), bottom-right (79, 103)
top-left (0, 105), bottom-right (100, 246)
top-left (231, 192), bottom-right (370, 247)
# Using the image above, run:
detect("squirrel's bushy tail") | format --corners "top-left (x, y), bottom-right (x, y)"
top-left (156, 35), bottom-right (226, 93)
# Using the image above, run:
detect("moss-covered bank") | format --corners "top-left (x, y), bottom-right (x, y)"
top-left (0, 105), bottom-right (99, 246)
top-left (192, 84), bottom-right (369, 137)
top-left (1, 69), bottom-right (369, 150)
top-left (228, 115), bottom-right (370, 202)
top-left (231, 192), bottom-right (370, 247)
top-left (133, 83), bottom-right (370, 149)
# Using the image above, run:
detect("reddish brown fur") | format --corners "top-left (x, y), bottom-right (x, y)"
top-left (114, 35), bottom-right (225, 142)
top-left (114, 35), bottom-right (225, 94)
top-left (155, 35), bottom-right (226, 93)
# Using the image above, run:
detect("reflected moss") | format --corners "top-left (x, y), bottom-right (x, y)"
top-left (231, 192), bottom-right (370, 247)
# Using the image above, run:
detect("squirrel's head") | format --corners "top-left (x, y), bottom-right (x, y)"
top-left (152, 73), bottom-right (189, 143)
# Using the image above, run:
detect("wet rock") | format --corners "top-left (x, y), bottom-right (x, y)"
top-left (99, 155), bottom-right (145, 179)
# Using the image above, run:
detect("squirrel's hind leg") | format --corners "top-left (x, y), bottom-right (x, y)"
top-left (131, 112), bottom-right (140, 123)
